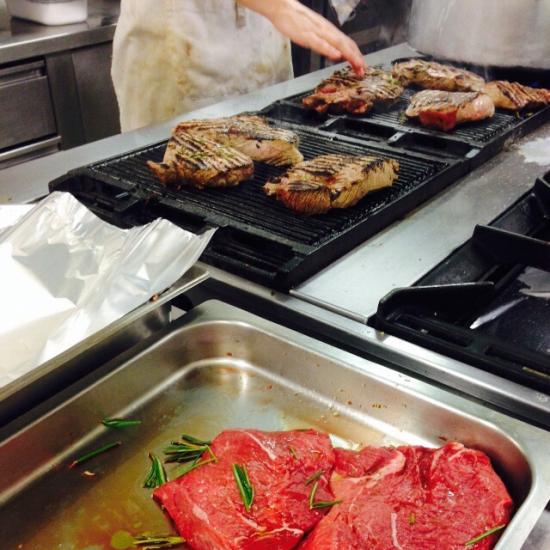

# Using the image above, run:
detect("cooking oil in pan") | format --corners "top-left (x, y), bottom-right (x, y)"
top-left (0, 363), bottom-right (394, 550)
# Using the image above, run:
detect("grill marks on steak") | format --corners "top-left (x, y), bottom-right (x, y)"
top-left (392, 59), bottom-right (485, 92)
top-left (263, 154), bottom-right (399, 215)
top-left (147, 133), bottom-right (254, 188)
top-left (174, 116), bottom-right (304, 167)
top-left (301, 442), bottom-right (513, 550)
top-left (148, 115), bottom-right (302, 188)
top-left (483, 80), bottom-right (550, 111)
top-left (406, 90), bottom-right (495, 131)
top-left (303, 67), bottom-right (404, 115)
top-left (153, 429), bottom-right (335, 550)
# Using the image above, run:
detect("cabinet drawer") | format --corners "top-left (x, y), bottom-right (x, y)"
top-left (0, 61), bottom-right (57, 150)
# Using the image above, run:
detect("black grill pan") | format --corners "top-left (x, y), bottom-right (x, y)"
top-left (371, 172), bottom-right (550, 392)
top-left (50, 125), bottom-right (464, 289)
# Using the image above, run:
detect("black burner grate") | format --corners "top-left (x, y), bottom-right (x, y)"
top-left (371, 172), bottom-right (550, 393)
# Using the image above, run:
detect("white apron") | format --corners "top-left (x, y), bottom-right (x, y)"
top-left (112, 0), bottom-right (293, 132)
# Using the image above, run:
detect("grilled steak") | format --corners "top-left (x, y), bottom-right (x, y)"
top-left (147, 133), bottom-right (254, 188)
top-left (301, 442), bottom-right (513, 550)
top-left (393, 59), bottom-right (485, 92)
top-left (406, 89), bottom-right (495, 131)
top-left (153, 429), bottom-right (335, 550)
top-left (264, 154), bottom-right (399, 215)
top-left (483, 80), bottom-right (550, 110)
top-left (174, 115), bottom-right (303, 166)
top-left (303, 66), bottom-right (404, 115)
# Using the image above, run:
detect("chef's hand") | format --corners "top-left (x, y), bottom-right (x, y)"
top-left (238, 0), bottom-right (365, 76)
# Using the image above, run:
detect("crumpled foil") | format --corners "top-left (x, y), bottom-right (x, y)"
top-left (329, 0), bottom-right (361, 25)
top-left (0, 192), bottom-right (214, 388)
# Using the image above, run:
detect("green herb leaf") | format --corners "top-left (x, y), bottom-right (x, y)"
top-left (110, 530), bottom-right (185, 549)
top-left (233, 463), bottom-right (254, 513)
top-left (163, 435), bottom-right (215, 464)
top-left (172, 456), bottom-right (216, 478)
top-left (288, 446), bottom-right (298, 459)
top-left (408, 512), bottom-right (416, 526)
top-left (143, 453), bottom-right (167, 489)
top-left (308, 480), bottom-right (342, 510)
top-left (180, 434), bottom-right (212, 446)
top-left (103, 418), bottom-right (142, 429)
top-left (69, 441), bottom-right (122, 469)
top-left (464, 524), bottom-right (506, 547)
top-left (305, 470), bottom-right (324, 486)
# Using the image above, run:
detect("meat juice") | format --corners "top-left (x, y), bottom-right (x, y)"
top-left (1, 365), bottom-right (394, 549)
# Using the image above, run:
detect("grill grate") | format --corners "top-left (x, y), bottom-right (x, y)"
top-left (51, 125), bottom-right (462, 288)
top-left (89, 128), bottom-right (445, 247)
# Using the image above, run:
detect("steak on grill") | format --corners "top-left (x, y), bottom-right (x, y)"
top-left (153, 429), bottom-right (335, 550)
top-left (392, 59), bottom-right (485, 92)
top-left (303, 67), bottom-right (404, 115)
top-left (406, 89), bottom-right (495, 131)
top-left (174, 115), bottom-right (304, 167)
top-left (147, 133), bottom-right (254, 188)
top-left (264, 154), bottom-right (399, 215)
top-left (483, 80), bottom-right (550, 111)
top-left (300, 442), bottom-right (513, 550)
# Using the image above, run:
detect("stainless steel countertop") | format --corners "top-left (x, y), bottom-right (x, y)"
top-left (0, 0), bottom-right (118, 64)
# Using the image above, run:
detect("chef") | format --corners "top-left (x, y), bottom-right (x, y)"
top-left (111, 0), bottom-right (364, 132)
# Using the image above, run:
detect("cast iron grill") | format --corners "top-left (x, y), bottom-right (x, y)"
top-left (371, 172), bottom-right (550, 392)
top-left (50, 125), bottom-right (463, 288)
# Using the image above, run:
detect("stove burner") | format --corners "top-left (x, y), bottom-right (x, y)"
top-left (372, 173), bottom-right (550, 392)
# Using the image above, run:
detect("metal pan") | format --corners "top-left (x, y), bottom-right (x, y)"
top-left (0, 300), bottom-right (549, 549)
top-left (0, 265), bottom-right (208, 427)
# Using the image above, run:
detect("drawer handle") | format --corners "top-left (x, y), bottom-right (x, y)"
top-left (0, 136), bottom-right (61, 163)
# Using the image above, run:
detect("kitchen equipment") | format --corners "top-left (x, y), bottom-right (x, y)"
top-left (408, 0), bottom-right (550, 70)
top-left (372, 171), bottom-right (550, 394)
top-left (50, 122), bottom-right (464, 290)
top-left (0, 265), bottom-right (208, 427)
top-left (6, 0), bottom-right (88, 26)
top-left (50, 64), bottom-right (550, 290)
top-left (1, 300), bottom-right (549, 549)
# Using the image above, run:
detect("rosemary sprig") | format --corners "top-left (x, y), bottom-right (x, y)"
top-left (233, 463), bottom-right (254, 513)
top-left (163, 434), bottom-right (214, 464)
top-left (305, 470), bottom-right (324, 486)
top-left (110, 530), bottom-right (185, 549)
top-left (69, 441), bottom-right (121, 469)
top-left (143, 453), bottom-right (167, 489)
top-left (288, 446), bottom-right (298, 459)
top-left (102, 418), bottom-right (142, 429)
top-left (308, 480), bottom-right (342, 510)
top-left (464, 524), bottom-right (506, 547)
top-left (172, 456), bottom-right (216, 478)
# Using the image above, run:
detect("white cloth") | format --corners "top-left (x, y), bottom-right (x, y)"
top-left (330, 0), bottom-right (362, 25)
top-left (112, 0), bottom-right (293, 132)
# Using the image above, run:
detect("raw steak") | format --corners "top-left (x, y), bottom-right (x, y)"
top-left (154, 429), bottom-right (335, 550)
top-left (300, 442), bottom-right (513, 550)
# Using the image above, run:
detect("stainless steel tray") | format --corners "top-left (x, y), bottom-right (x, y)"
top-left (0, 265), bottom-right (208, 426)
top-left (0, 300), bottom-right (549, 549)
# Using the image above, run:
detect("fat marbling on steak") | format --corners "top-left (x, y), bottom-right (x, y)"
top-left (302, 66), bottom-right (404, 115)
top-left (174, 115), bottom-right (303, 167)
top-left (483, 80), bottom-right (550, 111)
top-left (392, 59), bottom-right (485, 92)
top-left (406, 89), bottom-right (495, 131)
top-left (147, 132), bottom-right (254, 188)
top-left (264, 154), bottom-right (399, 215)
top-left (300, 442), bottom-right (513, 550)
top-left (154, 429), bottom-right (335, 550)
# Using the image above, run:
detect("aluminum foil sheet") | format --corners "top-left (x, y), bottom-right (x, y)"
top-left (0, 192), bottom-right (214, 388)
